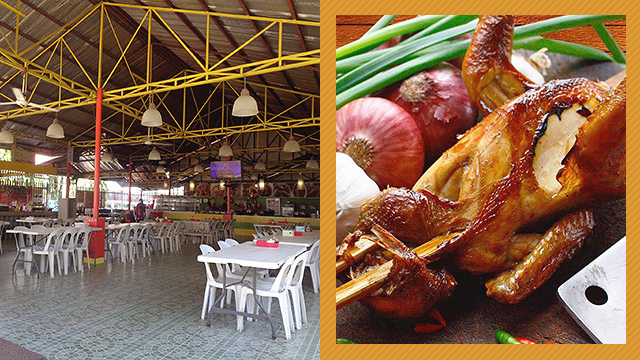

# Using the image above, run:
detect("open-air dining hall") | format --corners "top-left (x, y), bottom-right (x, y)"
top-left (0, 1), bottom-right (320, 359)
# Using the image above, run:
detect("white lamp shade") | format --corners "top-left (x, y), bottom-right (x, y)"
top-left (0, 127), bottom-right (14, 144)
top-left (101, 152), bottom-right (113, 162)
top-left (141, 102), bottom-right (162, 127)
top-left (218, 143), bottom-right (233, 157)
top-left (156, 165), bottom-right (165, 173)
top-left (194, 164), bottom-right (204, 173)
top-left (148, 147), bottom-right (161, 160)
top-left (254, 161), bottom-right (266, 170)
top-left (306, 158), bottom-right (319, 169)
top-left (283, 135), bottom-right (300, 152)
top-left (232, 88), bottom-right (258, 117)
top-left (46, 118), bottom-right (64, 138)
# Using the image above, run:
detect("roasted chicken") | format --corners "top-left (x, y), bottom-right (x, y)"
top-left (337, 15), bottom-right (626, 319)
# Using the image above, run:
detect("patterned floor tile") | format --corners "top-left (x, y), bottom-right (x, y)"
top-left (0, 242), bottom-right (319, 359)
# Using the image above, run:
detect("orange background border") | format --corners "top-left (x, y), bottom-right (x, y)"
top-left (319, 2), bottom-right (632, 357)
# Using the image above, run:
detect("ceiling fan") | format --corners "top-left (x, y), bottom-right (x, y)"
top-left (132, 127), bottom-right (172, 146)
top-left (0, 67), bottom-right (59, 112)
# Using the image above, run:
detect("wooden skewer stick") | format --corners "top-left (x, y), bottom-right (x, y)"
top-left (336, 232), bottom-right (461, 310)
top-left (336, 236), bottom-right (379, 274)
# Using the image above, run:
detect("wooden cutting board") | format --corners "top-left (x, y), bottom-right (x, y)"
top-left (336, 54), bottom-right (626, 344)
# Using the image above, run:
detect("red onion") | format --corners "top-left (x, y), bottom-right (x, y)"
top-left (336, 97), bottom-right (425, 189)
top-left (378, 63), bottom-right (478, 164)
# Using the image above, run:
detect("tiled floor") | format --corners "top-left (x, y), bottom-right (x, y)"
top-left (0, 239), bottom-right (320, 359)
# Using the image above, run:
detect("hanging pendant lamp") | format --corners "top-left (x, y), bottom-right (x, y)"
top-left (101, 152), bottom-right (113, 162)
top-left (297, 176), bottom-right (305, 190)
top-left (148, 147), bottom-right (161, 160)
top-left (0, 123), bottom-right (13, 144)
top-left (306, 157), bottom-right (319, 169)
top-left (156, 165), bottom-right (165, 173)
top-left (194, 164), bottom-right (204, 173)
top-left (46, 115), bottom-right (64, 139)
top-left (254, 161), bottom-right (266, 170)
top-left (218, 141), bottom-right (233, 157)
top-left (141, 98), bottom-right (162, 127)
top-left (232, 77), bottom-right (258, 117)
top-left (283, 129), bottom-right (300, 152)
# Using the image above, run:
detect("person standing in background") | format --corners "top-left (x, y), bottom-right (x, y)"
top-left (134, 199), bottom-right (146, 222)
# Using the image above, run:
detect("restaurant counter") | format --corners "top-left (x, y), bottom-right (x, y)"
top-left (0, 211), bottom-right (58, 227)
top-left (161, 211), bottom-right (319, 238)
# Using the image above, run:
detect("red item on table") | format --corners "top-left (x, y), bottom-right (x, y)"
top-left (294, 231), bottom-right (302, 236)
top-left (256, 240), bottom-right (279, 248)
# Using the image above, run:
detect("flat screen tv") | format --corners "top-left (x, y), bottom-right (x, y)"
top-left (210, 160), bottom-right (242, 179)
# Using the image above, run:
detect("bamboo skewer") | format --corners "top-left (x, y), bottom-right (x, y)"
top-left (336, 232), bottom-right (461, 309)
top-left (336, 236), bottom-right (379, 274)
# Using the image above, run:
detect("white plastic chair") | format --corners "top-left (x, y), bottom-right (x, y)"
top-left (76, 228), bottom-right (94, 271)
top-left (150, 223), bottom-right (167, 253)
top-left (237, 255), bottom-right (297, 338)
top-left (136, 223), bottom-right (154, 257)
top-left (58, 227), bottom-right (79, 274)
top-left (286, 251), bottom-right (309, 329)
top-left (199, 244), bottom-right (242, 320)
top-left (225, 238), bottom-right (240, 246)
top-left (33, 228), bottom-right (65, 279)
top-left (172, 221), bottom-right (184, 252)
top-left (305, 240), bottom-right (320, 293)
top-left (127, 225), bottom-right (142, 260)
top-left (109, 225), bottom-right (131, 262)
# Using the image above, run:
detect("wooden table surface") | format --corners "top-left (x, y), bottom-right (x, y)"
top-left (336, 15), bottom-right (625, 52)
top-left (335, 16), bottom-right (626, 344)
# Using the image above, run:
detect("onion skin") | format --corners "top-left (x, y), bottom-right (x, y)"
top-left (378, 63), bottom-right (478, 165)
top-left (336, 97), bottom-right (425, 189)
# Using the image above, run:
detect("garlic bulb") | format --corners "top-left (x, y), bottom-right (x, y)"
top-left (511, 50), bottom-right (546, 85)
top-left (336, 152), bottom-right (380, 245)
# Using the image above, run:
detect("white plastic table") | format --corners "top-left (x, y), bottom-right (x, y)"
top-left (254, 231), bottom-right (319, 247)
top-left (15, 218), bottom-right (53, 227)
top-left (6, 226), bottom-right (100, 275)
top-left (197, 242), bottom-right (305, 339)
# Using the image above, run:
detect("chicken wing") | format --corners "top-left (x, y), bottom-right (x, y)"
top-left (462, 15), bottom-right (538, 115)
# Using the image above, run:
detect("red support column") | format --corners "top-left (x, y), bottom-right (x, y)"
top-left (93, 87), bottom-right (102, 218)
top-left (87, 86), bottom-right (106, 264)
top-left (226, 180), bottom-right (231, 214)
top-left (128, 160), bottom-right (132, 210)
top-left (226, 155), bottom-right (231, 215)
top-left (168, 175), bottom-right (171, 196)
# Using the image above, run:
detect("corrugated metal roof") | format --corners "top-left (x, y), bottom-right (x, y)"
top-left (0, 0), bottom-right (319, 185)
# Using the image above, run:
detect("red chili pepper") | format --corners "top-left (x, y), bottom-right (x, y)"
top-left (414, 322), bottom-right (444, 334)
top-left (427, 308), bottom-right (447, 327)
top-left (514, 336), bottom-right (537, 344)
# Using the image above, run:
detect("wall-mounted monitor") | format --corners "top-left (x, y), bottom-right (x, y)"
top-left (210, 160), bottom-right (242, 179)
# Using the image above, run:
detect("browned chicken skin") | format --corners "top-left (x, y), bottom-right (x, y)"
top-left (462, 15), bottom-right (538, 115)
top-left (339, 77), bottom-right (625, 317)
